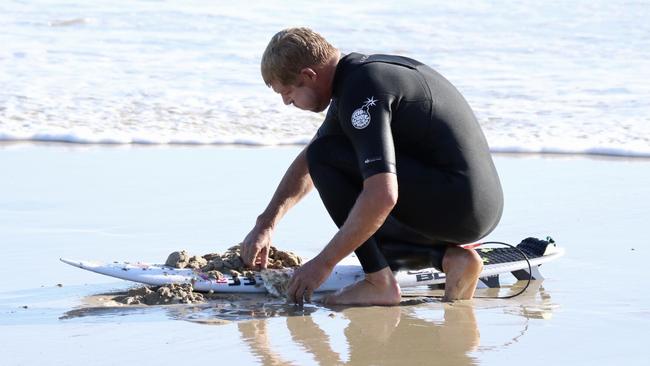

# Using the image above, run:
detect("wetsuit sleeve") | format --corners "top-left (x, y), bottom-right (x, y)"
top-left (338, 92), bottom-right (397, 179)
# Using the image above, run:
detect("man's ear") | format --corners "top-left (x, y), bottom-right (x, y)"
top-left (299, 67), bottom-right (318, 81)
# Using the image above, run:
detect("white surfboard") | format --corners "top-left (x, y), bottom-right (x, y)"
top-left (61, 238), bottom-right (564, 293)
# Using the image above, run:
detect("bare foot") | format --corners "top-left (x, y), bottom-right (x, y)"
top-left (323, 267), bottom-right (401, 306)
top-left (442, 246), bottom-right (483, 301)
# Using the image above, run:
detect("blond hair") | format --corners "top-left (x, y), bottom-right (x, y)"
top-left (261, 27), bottom-right (338, 86)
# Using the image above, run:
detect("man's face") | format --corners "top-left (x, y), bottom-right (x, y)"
top-left (270, 77), bottom-right (329, 113)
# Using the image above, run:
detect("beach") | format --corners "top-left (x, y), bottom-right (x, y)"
top-left (1, 144), bottom-right (649, 365)
top-left (2, 0), bottom-right (650, 364)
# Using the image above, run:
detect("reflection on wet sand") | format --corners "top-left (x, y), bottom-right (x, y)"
top-left (239, 304), bottom-right (480, 366)
top-left (239, 320), bottom-right (292, 366)
top-left (237, 283), bottom-right (556, 365)
top-left (59, 292), bottom-right (319, 322)
top-left (478, 281), bottom-right (557, 320)
top-left (59, 282), bottom-right (557, 365)
top-left (285, 316), bottom-right (343, 365)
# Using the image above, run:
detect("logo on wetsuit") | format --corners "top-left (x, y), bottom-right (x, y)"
top-left (351, 96), bottom-right (377, 129)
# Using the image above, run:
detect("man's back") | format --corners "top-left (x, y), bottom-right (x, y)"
top-left (318, 53), bottom-right (502, 233)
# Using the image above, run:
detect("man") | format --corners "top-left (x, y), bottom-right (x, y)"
top-left (241, 28), bottom-right (503, 306)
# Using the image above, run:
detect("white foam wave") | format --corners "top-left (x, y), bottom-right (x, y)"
top-left (2, 130), bottom-right (648, 158)
top-left (2, 0), bottom-right (649, 158)
top-left (489, 143), bottom-right (650, 158)
top-left (0, 131), bottom-right (312, 146)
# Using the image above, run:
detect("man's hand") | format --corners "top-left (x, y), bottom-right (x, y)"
top-left (286, 256), bottom-right (333, 305)
top-left (240, 145), bottom-right (314, 270)
top-left (241, 225), bottom-right (273, 269)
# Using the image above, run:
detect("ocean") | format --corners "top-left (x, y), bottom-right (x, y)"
top-left (1, 0), bottom-right (649, 156)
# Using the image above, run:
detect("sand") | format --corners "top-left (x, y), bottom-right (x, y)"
top-left (90, 244), bottom-right (303, 306)
top-left (259, 268), bottom-right (295, 298)
top-left (163, 244), bottom-right (300, 299)
top-left (113, 284), bottom-right (205, 305)
top-left (165, 244), bottom-right (300, 281)
top-left (1, 144), bottom-right (649, 365)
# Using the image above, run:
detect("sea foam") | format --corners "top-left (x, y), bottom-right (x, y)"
top-left (1, 0), bottom-right (649, 157)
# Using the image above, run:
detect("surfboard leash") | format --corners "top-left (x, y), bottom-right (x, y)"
top-left (472, 241), bottom-right (533, 299)
top-left (402, 240), bottom-right (534, 300)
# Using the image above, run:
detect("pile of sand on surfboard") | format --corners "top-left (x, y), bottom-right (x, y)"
top-left (113, 244), bottom-right (302, 305)
top-left (165, 244), bottom-right (302, 298)
top-left (113, 283), bottom-right (205, 305)
top-left (165, 244), bottom-right (302, 278)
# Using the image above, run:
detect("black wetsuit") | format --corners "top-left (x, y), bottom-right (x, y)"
top-left (307, 53), bottom-right (503, 273)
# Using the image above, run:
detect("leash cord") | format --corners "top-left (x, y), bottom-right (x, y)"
top-left (472, 241), bottom-right (532, 299)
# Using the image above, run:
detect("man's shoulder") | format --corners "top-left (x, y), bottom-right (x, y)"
top-left (338, 54), bottom-right (426, 106)
top-left (337, 56), bottom-right (393, 96)
top-left (365, 53), bottom-right (425, 68)
top-left (344, 53), bottom-right (425, 74)
top-left (340, 53), bottom-right (425, 87)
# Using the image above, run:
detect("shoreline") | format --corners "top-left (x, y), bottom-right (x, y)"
top-left (2, 140), bottom-right (649, 161)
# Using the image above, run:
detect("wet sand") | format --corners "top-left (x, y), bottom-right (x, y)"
top-left (1, 144), bottom-right (649, 365)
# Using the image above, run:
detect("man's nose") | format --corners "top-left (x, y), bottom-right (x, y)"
top-left (282, 95), bottom-right (292, 106)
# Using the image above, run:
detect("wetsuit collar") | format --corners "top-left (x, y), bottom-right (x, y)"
top-left (331, 52), bottom-right (366, 98)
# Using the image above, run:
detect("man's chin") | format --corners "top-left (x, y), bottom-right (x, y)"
top-left (298, 105), bottom-right (324, 113)
top-left (311, 103), bottom-right (329, 113)
top-left (295, 101), bottom-right (328, 113)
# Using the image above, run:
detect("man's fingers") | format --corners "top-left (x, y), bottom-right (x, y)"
top-left (247, 247), bottom-right (260, 268)
top-left (287, 272), bottom-right (307, 305)
top-left (240, 242), bottom-right (249, 265)
top-left (260, 247), bottom-right (269, 269)
top-left (294, 283), bottom-right (308, 306)
top-left (304, 288), bottom-right (313, 303)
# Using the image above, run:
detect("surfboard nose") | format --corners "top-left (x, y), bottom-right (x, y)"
top-left (60, 258), bottom-right (99, 269)
top-left (60, 258), bottom-right (79, 266)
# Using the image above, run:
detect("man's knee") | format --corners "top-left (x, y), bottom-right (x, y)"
top-left (306, 138), bottom-right (336, 189)
top-left (306, 136), bottom-right (359, 183)
top-left (306, 137), bottom-right (327, 172)
top-left (442, 246), bottom-right (483, 274)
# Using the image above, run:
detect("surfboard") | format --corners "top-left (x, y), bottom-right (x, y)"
top-left (60, 237), bottom-right (563, 293)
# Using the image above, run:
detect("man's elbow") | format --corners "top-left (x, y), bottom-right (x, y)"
top-left (365, 173), bottom-right (399, 212)
top-left (383, 183), bottom-right (399, 209)
top-left (372, 187), bottom-right (397, 221)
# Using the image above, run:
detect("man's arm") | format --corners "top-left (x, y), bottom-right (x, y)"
top-left (319, 172), bottom-right (397, 266)
top-left (286, 172), bottom-right (398, 303)
top-left (241, 145), bottom-right (314, 268)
